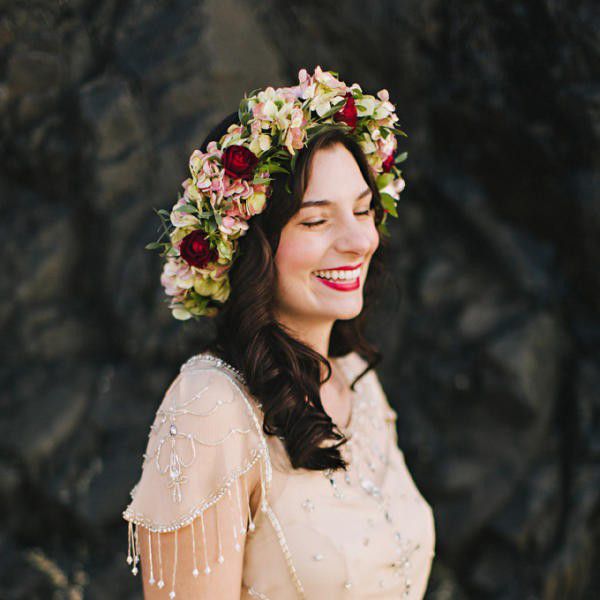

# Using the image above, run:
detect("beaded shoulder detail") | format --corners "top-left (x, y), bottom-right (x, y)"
top-left (181, 351), bottom-right (247, 386)
top-left (123, 352), bottom-right (272, 526)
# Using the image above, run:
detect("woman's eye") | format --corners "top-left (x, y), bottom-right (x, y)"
top-left (301, 210), bottom-right (372, 228)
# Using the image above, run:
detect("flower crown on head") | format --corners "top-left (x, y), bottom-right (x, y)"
top-left (147, 66), bottom-right (408, 321)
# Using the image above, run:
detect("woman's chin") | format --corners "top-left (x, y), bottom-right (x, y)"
top-left (316, 300), bottom-right (364, 321)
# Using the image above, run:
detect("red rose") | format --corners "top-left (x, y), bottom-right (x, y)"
top-left (333, 92), bottom-right (358, 130)
top-left (221, 145), bottom-right (259, 180)
top-left (382, 152), bottom-right (395, 173)
top-left (180, 230), bottom-right (218, 268)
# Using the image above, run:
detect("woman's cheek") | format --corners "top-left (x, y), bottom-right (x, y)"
top-left (276, 229), bottom-right (325, 276)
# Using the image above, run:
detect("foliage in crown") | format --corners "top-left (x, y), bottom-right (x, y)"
top-left (147, 66), bottom-right (408, 320)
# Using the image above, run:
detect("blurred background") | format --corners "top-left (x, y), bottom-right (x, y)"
top-left (1, 0), bottom-right (599, 598)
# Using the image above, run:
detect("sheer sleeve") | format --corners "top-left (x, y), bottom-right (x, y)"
top-left (122, 359), bottom-right (270, 599)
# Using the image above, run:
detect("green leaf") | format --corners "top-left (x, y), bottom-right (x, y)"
top-left (380, 193), bottom-right (398, 217)
top-left (175, 204), bottom-right (199, 214)
top-left (145, 241), bottom-right (166, 250)
top-left (265, 163), bottom-right (290, 174)
top-left (377, 219), bottom-right (391, 239)
top-left (394, 151), bottom-right (407, 164)
top-left (392, 127), bottom-right (408, 138)
top-left (153, 207), bottom-right (173, 239)
top-left (290, 151), bottom-right (299, 173)
top-left (246, 87), bottom-right (263, 98)
top-left (376, 173), bottom-right (395, 189)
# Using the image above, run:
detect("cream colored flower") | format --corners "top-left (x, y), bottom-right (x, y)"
top-left (172, 306), bottom-right (192, 320)
top-left (170, 197), bottom-right (198, 228)
top-left (246, 191), bottom-right (267, 216)
top-left (248, 133), bottom-right (272, 155)
top-left (211, 277), bottom-right (230, 303)
top-left (216, 237), bottom-right (234, 261)
top-left (359, 132), bottom-right (377, 155)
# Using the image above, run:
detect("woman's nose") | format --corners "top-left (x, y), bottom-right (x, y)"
top-left (335, 214), bottom-right (373, 254)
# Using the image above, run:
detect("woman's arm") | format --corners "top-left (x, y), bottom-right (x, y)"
top-left (123, 364), bottom-right (268, 599)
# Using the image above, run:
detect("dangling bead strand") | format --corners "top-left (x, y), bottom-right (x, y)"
top-left (228, 486), bottom-right (241, 551)
top-left (127, 521), bottom-right (133, 567)
top-left (215, 501), bottom-right (225, 564)
top-left (199, 511), bottom-right (211, 575)
top-left (235, 476), bottom-right (246, 536)
top-left (190, 519), bottom-right (199, 578)
top-left (169, 528), bottom-right (178, 598)
top-left (148, 529), bottom-right (155, 585)
top-left (128, 522), bottom-right (139, 575)
top-left (243, 471), bottom-right (256, 532)
top-left (157, 530), bottom-right (165, 588)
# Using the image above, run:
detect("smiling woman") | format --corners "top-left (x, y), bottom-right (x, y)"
top-left (274, 142), bottom-right (380, 334)
top-left (123, 67), bottom-right (435, 599)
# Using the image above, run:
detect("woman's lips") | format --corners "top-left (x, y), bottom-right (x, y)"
top-left (312, 273), bottom-right (360, 291)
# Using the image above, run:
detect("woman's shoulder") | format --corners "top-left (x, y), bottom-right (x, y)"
top-left (123, 351), bottom-right (269, 531)
top-left (152, 351), bottom-right (261, 424)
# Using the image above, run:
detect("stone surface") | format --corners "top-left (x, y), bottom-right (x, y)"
top-left (1, 0), bottom-right (599, 598)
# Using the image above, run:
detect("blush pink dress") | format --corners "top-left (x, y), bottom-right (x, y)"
top-left (123, 351), bottom-right (436, 598)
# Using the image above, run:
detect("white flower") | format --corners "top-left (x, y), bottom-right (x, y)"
top-left (355, 96), bottom-right (378, 117)
top-left (381, 176), bottom-right (406, 200)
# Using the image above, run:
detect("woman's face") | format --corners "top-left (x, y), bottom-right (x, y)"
top-left (274, 143), bottom-right (380, 327)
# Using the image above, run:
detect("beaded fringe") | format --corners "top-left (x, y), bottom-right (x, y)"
top-left (126, 466), bottom-right (262, 599)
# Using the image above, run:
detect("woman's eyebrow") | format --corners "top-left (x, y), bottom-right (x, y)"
top-left (300, 188), bottom-right (372, 209)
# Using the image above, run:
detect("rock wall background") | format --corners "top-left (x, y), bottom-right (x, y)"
top-left (1, 0), bottom-right (599, 598)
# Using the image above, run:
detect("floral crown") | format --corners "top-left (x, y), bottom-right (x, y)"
top-left (147, 66), bottom-right (407, 320)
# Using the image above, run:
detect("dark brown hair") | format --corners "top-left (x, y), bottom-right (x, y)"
top-left (198, 111), bottom-right (393, 472)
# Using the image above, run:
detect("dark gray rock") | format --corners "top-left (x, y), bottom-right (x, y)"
top-left (2, 0), bottom-right (599, 598)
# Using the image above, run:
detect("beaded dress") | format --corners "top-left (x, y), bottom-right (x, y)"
top-left (122, 351), bottom-right (436, 598)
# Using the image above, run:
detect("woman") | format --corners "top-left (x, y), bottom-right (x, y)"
top-left (123, 67), bottom-right (435, 599)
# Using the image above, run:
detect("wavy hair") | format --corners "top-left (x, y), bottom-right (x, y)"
top-left (197, 110), bottom-right (394, 471)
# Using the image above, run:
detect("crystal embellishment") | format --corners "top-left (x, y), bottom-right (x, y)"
top-left (301, 498), bottom-right (315, 512)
